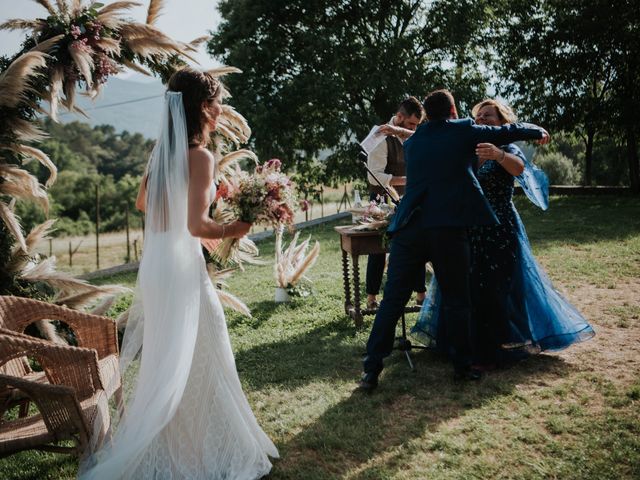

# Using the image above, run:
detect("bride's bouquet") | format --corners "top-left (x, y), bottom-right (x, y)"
top-left (212, 158), bottom-right (297, 267)
top-left (227, 158), bottom-right (296, 225)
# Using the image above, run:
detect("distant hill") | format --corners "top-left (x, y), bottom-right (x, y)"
top-left (58, 77), bottom-right (166, 139)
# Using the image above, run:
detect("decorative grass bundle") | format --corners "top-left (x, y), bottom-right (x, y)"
top-left (274, 226), bottom-right (320, 298)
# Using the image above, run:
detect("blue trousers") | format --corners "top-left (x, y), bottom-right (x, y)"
top-left (364, 218), bottom-right (473, 374)
top-left (365, 192), bottom-right (425, 295)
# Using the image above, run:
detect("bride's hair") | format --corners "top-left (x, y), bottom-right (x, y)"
top-left (168, 67), bottom-right (221, 145)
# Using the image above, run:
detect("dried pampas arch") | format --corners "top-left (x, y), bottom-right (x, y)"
top-left (0, 0), bottom-right (257, 337)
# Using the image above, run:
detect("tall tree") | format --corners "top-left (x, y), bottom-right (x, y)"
top-left (491, 0), bottom-right (640, 189)
top-left (610, 2), bottom-right (640, 192)
top-left (209, 0), bottom-right (491, 184)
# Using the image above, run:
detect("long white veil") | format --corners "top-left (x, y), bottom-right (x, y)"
top-left (80, 91), bottom-right (203, 478)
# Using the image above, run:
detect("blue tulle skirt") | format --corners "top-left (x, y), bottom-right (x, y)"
top-left (412, 208), bottom-right (595, 359)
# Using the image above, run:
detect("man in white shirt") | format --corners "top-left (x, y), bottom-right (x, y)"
top-left (366, 96), bottom-right (426, 310)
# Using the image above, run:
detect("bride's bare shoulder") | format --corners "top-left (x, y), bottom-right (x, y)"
top-left (188, 147), bottom-right (214, 176)
top-left (188, 146), bottom-right (214, 162)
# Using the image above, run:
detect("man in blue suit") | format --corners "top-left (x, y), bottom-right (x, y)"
top-left (359, 89), bottom-right (550, 389)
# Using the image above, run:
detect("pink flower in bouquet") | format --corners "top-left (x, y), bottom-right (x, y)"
top-left (265, 158), bottom-right (282, 170)
top-left (267, 186), bottom-right (281, 201)
top-left (273, 204), bottom-right (294, 223)
top-left (86, 20), bottom-right (103, 39)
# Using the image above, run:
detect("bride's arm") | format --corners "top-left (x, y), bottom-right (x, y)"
top-left (187, 148), bottom-right (251, 239)
top-left (135, 174), bottom-right (147, 212)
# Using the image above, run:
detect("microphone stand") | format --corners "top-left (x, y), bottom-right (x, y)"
top-left (358, 150), bottom-right (399, 205)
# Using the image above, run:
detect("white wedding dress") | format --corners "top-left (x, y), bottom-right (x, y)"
top-left (79, 92), bottom-right (278, 479)
top-left (128, 242), bottom-right (277, 479)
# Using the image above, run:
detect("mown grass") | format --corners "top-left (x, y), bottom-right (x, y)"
top-left (2, 194), bottom-right (639, 480)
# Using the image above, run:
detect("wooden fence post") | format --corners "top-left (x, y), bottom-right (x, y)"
top-left (68, 240), bottom-right (82, 268)
top-left (125, 203), bottom-right (131, 263)
top-left (95, 183), bottom-right (100, 270)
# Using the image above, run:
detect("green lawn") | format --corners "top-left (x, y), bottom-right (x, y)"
top-left (2, 195), bottom-right (639, 479)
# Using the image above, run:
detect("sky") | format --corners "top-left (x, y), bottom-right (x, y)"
top-left (0, 0), bottom-right (222, 80)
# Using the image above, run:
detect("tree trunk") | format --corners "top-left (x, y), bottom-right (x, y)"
top-left (627, 126), bottom-right (640, 193)
top-left (584, 128), bottom-right (595, 186)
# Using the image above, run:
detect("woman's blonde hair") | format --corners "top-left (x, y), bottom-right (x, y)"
top-left (471, 99), bottom-right (517, 124)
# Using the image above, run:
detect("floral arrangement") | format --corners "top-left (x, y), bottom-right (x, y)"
top-left (226, 158), bottom-right (296, 224)
top-left (211, 158), bottom-right (297, 267)
top-left (1, 0), bottom-right (201, 121)
top-left (274, 226), bottom-right (320, 298)
top-left (350, 199), bottom-right (395, 231)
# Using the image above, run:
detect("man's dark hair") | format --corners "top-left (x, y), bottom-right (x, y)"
top-left (397, 96), bottom-right (425, 121)
top-left (423, 89), bottom-right (456, 121)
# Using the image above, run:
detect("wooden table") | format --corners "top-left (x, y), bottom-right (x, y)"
top-left (335, 226), bottom-right (420, 327)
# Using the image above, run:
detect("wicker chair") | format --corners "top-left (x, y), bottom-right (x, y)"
top-left (0, 295), bottom-right (122, 414)
top-left (0, 333), bottom-right (110, 457)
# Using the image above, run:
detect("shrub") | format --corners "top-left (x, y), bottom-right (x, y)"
top-left (53, 211), bottom-right (95, 237)
top-left (534, 151), bottom-right (581, 185)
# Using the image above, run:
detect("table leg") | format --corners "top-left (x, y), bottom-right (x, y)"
top-left (342, 249), bottom-right (352, 315)
top-left (352, 254), bottom-right (363, 328)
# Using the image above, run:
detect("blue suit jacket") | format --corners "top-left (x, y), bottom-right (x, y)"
top-left (387, 118), bottom-right (544, 233)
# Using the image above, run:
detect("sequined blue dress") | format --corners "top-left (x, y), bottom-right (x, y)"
top-left (412, 144), bottom-right (594, 362)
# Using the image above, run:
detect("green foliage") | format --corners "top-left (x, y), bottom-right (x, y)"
top-left (24, 122), bottom-right (150, 236)
top-left (39, 119), bottom-right (154, 179)
top-left (210, 0), bottom-right (492, 185)
top-left (291, 158), bottom-right (325, 203)
top-left (53, 211), bottom-right (94, 237)
top-left (535, 152), bottom-right (581, 185)
top-left (490, 0), bottom-right (640, 188)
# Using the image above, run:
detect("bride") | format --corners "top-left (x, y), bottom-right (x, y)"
top-left (79, 67), bottom-right (278, 479)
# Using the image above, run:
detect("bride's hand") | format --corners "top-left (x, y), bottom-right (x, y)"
top-left (226, 220), bottom-right (252, 239)
top-left (200, 238), bottom-right (221, 252)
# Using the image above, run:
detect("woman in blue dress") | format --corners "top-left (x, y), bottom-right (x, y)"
top-left (412, 99), bottom-right (595, 368)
